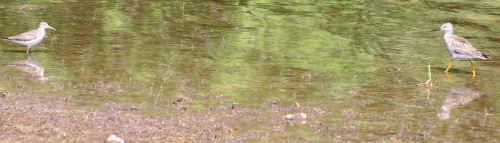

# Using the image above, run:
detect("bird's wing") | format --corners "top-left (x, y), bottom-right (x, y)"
top-left (448, 35), bottom-right (486, 59)
top-left (2, 29), bottom-right (38, 41)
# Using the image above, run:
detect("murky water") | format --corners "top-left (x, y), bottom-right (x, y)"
top-left (0, 0), bottom-right (499, 142)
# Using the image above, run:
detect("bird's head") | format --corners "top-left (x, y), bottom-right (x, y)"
top-left (432, 22), bottom-right (452, 33)
top-left (40, 22), bottom-right (56, 31)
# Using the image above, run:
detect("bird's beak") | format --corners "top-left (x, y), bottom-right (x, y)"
top-left (431, 28), bottom-right (440, 32)
top-left (48, 26), bottom-right (56, 31)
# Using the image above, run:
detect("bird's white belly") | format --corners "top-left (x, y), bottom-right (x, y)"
top-left (452, 54), bottom-right (476, 59)
top-left (10, 35), bottom-right (44, 47)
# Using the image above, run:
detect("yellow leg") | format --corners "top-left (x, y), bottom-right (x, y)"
top-left (445, 59), bottom-right (453, 72)
top-left (469, 59), bottom-right (476, 77)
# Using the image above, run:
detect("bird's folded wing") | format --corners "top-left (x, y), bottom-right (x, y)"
top-left (3, 30), bottom-right (38, 41)
top-left (449, 35), bottom-right (483, 57)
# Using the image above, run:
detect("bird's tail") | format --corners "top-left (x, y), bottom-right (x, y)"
top-left (2, 37), bottom-right (8, 40)
top-left (481, 53), bottom-right (491, 59)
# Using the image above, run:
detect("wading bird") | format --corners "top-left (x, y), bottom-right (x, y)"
top-left (2, 22), bottom-right (55, 54)
top-left (433, 22), bottom-right (489, 77)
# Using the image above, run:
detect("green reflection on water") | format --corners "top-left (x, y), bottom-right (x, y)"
top-left (0, 0), bottom-right (499, 142)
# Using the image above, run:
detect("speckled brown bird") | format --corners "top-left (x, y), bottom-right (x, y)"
top-left (433, 22), bottom-right (489, 77)
top-left (2, 22), bottom-right (55, 54)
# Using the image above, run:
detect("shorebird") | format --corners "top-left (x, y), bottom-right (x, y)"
top-left (433, 22), bottom-right (489, 77)
top-left (2, 22), bottom-right (55, 54)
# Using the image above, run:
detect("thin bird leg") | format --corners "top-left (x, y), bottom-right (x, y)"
top-left (27, 46), bottom-right (31, 54)
top-left (445, 59), bottom-right (453, 72)
top-left (469, 59), bottom-right (476, 77)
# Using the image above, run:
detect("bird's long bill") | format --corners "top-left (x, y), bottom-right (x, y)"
top-left (48, 25), bottom-right (56, 31)
top-left (431, 28), bottom-right (440, 32)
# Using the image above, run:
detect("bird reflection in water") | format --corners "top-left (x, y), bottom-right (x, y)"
top-left (438, 87), bottom-right (481, 120)
top-left (2, 55), bottom-right (47, 81)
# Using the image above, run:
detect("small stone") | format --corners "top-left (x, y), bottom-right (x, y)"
top-left (0, 90), bottom-right (7, 97)
top-left (172, 96), bottom-right (191, 105)
top-left (106, 135), bottom-right (124, 143)
top-left (229, 102), bottom-right (238, 110)
top-left (283, 112), bottom-right (307, 124)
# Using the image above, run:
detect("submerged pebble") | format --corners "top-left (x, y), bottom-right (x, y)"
top-left (283, 112), bottom-right (307, 124)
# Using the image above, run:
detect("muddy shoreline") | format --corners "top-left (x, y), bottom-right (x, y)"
top-left (1, 92), bottom-right (336, 142)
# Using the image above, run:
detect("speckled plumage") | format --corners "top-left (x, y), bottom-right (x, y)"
top-left (436, 22), bottom-right (489, 77)
top-left (2, 22), bottom-right (55, 54)
top-left (445, 32), bottom-right (488, 59)
top-left (3, 29), bottom-right (40, 41)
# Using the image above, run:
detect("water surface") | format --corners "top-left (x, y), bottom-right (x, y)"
top-left (0, 0), bottom-right (499, 142)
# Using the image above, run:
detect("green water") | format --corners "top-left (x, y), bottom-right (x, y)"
top-left (0, 0), bottom-right (499, 142)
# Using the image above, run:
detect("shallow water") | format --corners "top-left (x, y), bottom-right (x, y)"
top-left (0, 0), bottom-right (499, 142)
